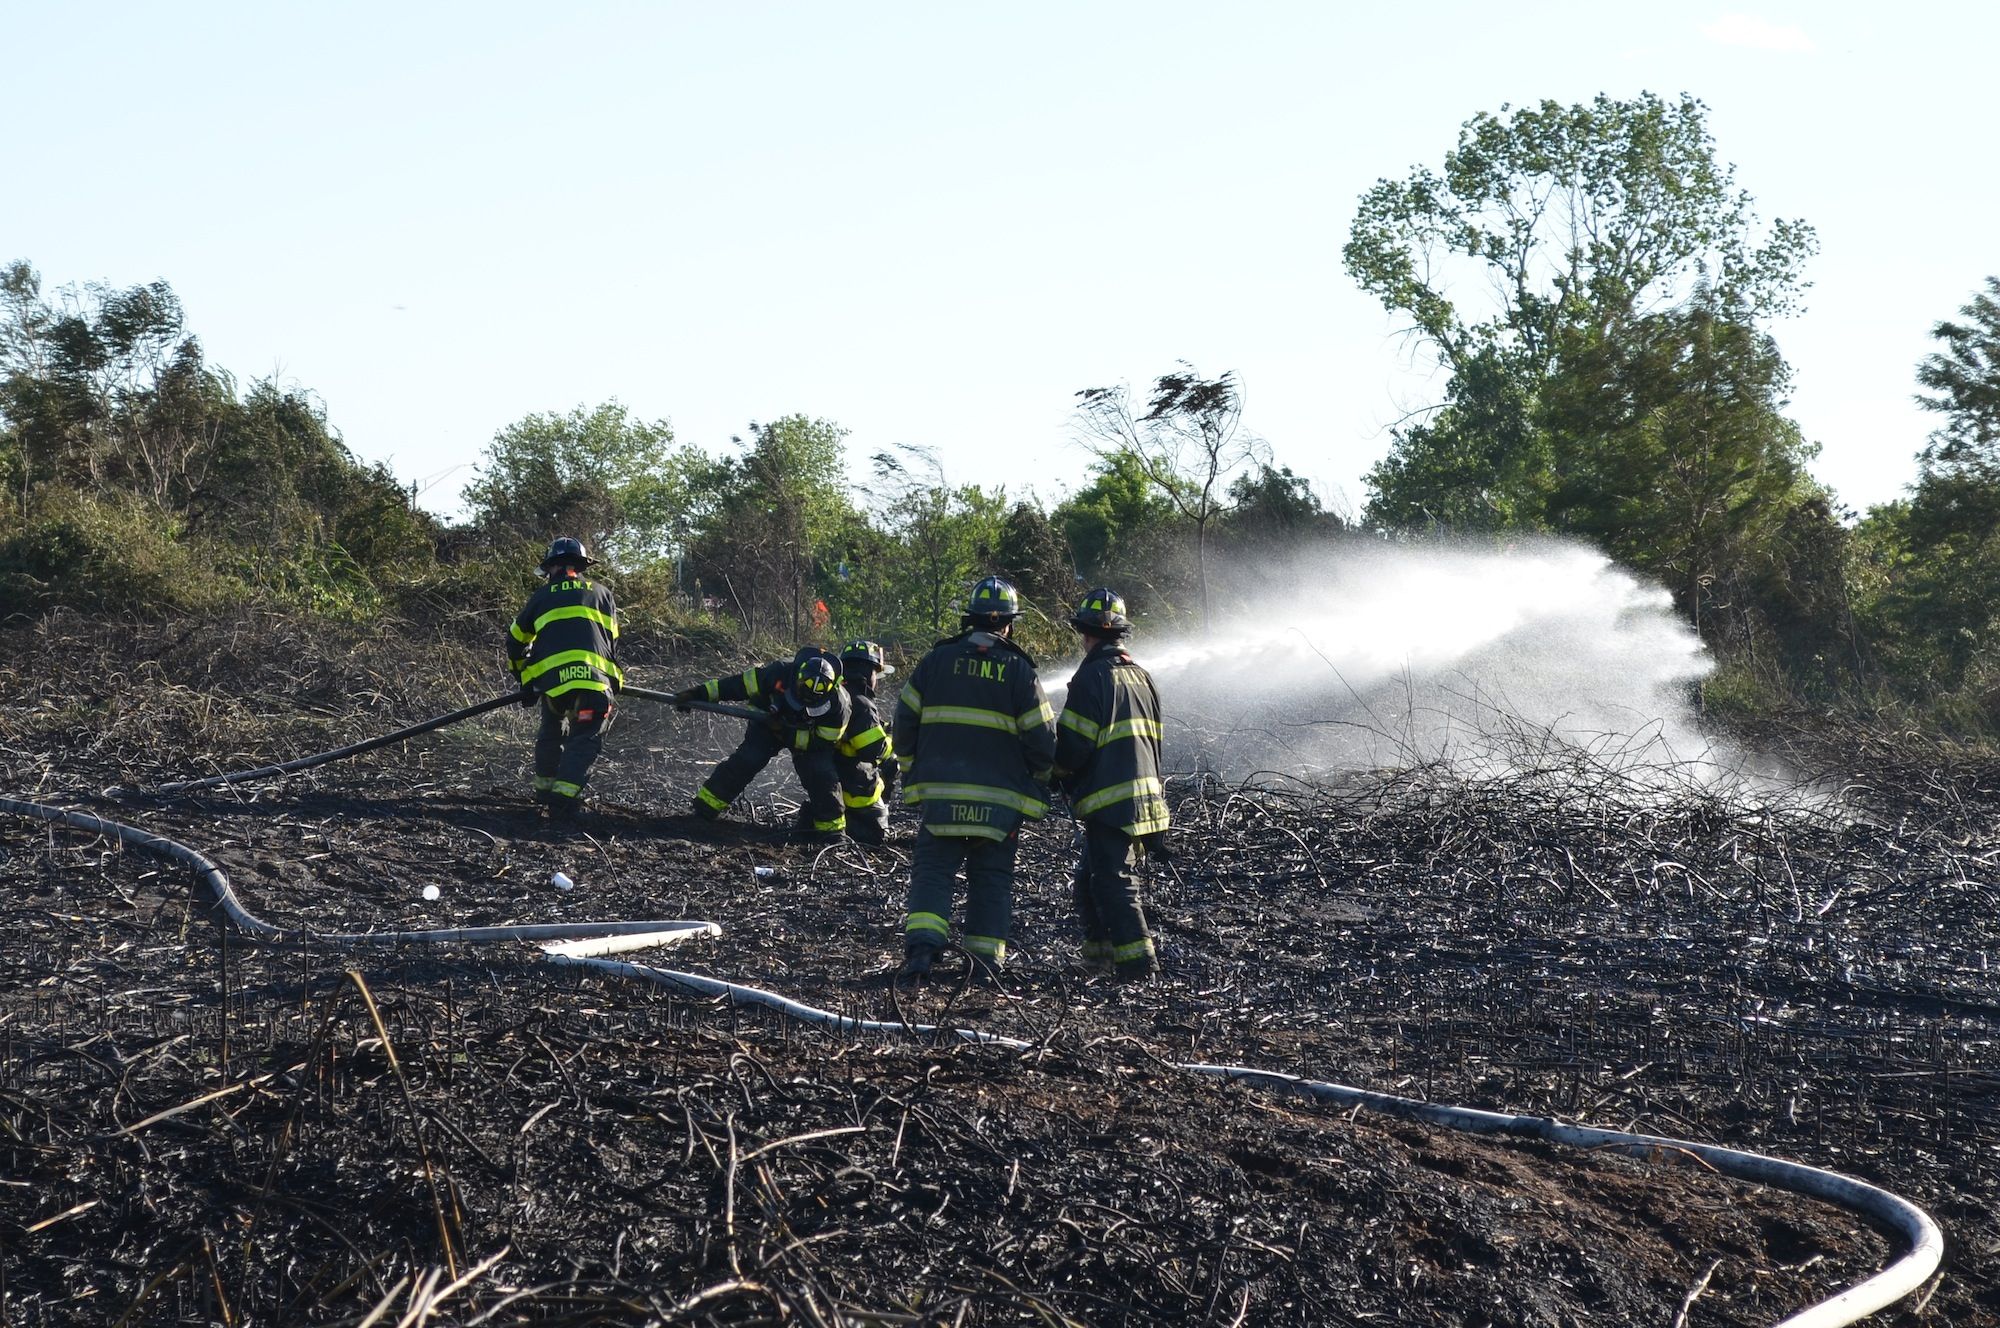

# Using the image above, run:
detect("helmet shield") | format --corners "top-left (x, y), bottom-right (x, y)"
top-left (1069, 587), bottom-right (1131, 636)
top-left (963, 576), bottom-right (1021, 624)
top-left (791, 651), bottom-right (841, 716)
top-left (839, 638), bottom-right (894, 679)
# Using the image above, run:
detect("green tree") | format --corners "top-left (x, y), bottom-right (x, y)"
top-left (684, 415), bottom-right (857, 640)
top-left (1345, 93), bottom-right (1816, 529)
top-left (992, 501), bottom-right (1078, 611)
top-left (866, 444), bottom-right (1009, 637)
top-left (1538, 294), bottom-right (1815, 618)
top-left (1221, 464), bottom-right (1342, 546)
top-left (1856, 277), bottom-right (2000, 700)
top-left (1053, 449), bottom-right (1176, 584)
top-left (1073, 366), bottom-right (1265, 626)
top-left (461, 402), bottom-right (688, 563)
top-left (1916, 276), bottom-right (2000, 471)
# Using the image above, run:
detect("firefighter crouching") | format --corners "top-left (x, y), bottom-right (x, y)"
top-left (834, 639), bottom-right (897, 845)
top-left (893, 577), bottom-right (1057, 981)
top-left (673, 648), bottom-right (852, 843)
top-left (1054, 588), bottom-right (1170, 980)
top-left (507, 537), bottom-right (623, 821)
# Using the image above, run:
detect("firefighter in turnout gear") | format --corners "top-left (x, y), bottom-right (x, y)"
top-left (834, 639), bottom-right (896, 845)
top-left (673, 647), bottom-right (853, 842)
top-left (892, 577), bottom-right (1057, 980)
top-left (1054, 588), bottom-right (1170, 980)
top-left (507, 537), bottom-right (623, 821)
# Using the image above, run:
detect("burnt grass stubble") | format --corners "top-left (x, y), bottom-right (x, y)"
top-left (0, 613), bottom-right (1993, 1326)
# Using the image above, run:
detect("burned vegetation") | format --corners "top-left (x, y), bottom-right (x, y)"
top-left (0, 615), bottom-right (1993, 1326)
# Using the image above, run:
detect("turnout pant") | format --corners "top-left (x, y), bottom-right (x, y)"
top-left (1072, 821), bottom-right (1157, 974)
top-left (904, 826), bottom-right (1018, 966)
top-left (694, 722), bottom-right (845, 837)
top-left (837, 762), bottom-right (889, 844)
top-left (534, 692), bottom-right (614, 812)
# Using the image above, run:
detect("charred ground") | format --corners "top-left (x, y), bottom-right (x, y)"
top-left (0, 613), bottom-right (1994, 1326)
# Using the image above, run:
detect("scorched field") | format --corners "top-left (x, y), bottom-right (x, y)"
top-left (0, 614), bottom-right (1993, 1327)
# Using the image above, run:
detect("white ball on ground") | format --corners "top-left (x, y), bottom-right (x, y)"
top-left (421, 884), bottom-right (441, 901)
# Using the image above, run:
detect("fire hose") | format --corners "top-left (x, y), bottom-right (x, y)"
top-left (0, 791), bottom-right (1944, 1326)
top-left (119, 688), bottom-right (765, 798)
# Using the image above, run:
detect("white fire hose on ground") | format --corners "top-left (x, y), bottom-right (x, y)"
top-left (0, 792), bottom-right (1943, 1327)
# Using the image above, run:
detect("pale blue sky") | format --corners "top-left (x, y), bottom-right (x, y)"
top-left (6, 2), bottom-right (1992, 520)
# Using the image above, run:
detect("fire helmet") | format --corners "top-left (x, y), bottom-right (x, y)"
top-left (539, 536), bottom-right (594, 573)
top-left (790, 650), bottom-right (841, 716)
top-left (839, 638), bottom-right (895, 678)
top-left (1069, 587), bottom-right (1131, 637)
top-left (963, 576), bottom-right (1021, 625)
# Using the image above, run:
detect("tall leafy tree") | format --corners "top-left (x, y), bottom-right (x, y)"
top-left (1052, 449), bottom-right (1176, 585)
top-left (1538, 293), bottom-right (1815, 617)
top-left (1073, 365), bottom-right (1266, 627)
top-left (1344, 92), bottom-right (1816, 529)
top-left (1221, 464), bottom-right (1342, 547)
top-left (1915, 276), bottom-right (2000, 474)
top-left (462, 402), bottom-right (688, 563)
top-left (992, 501), bottom-right (1078, 611)
top-left (1859, 277), bottom-right (2000, 694)
top-left (684, 415), bottom-right (857, 639)
top-left (866, 443), bottom-right (1008, 637)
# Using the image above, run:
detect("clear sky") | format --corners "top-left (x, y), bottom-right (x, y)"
top-left (6, 2), bottom-right (1992, 521)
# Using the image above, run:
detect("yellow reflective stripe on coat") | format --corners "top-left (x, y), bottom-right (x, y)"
top-left (1097, 717), bottom-right (1165, 747)
top-left (519, 649), bottom-right (624, 685)
top-left (510, 621), bottom-right (534, 643)
top-left (925, 823), bottom-right (1009, 842)
top-left (920, 705), bottom-right (1016, 733)
top-left (531, 604), bottom-right (620, 638)
top-left (1018, 700), bottom-right (1054, 731)
top-left (741, 668), bottom-right (762, 697)
top-left (903, 781), bottom-right (1048, 815)
top-left (838, 724), bottom-right (887, 757)
top-left (814, 723), bottom-right (845, 743)
top-left (543, 677), bottom-right (612, 699)
top-left (1074, 776), bottom-right (1165, 817)
top-left (899, 681), bottom-right (923, 714)
top-left (1059, 710), bottom-right (1101, 742)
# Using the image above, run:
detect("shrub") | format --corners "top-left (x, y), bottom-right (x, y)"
top-left (0, 491), bottom-right (241, 619)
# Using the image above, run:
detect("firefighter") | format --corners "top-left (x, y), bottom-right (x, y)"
top-left (672, 647), bottom-right (851, 843)
top-left (892, 577), bottom-right (1057, 981)
top-left (1053, 588), bottom-right (1170, 980)
top-left (834, 639), bottom-right (897, 845)
top-left (507, 537), bottom-right (623, 821)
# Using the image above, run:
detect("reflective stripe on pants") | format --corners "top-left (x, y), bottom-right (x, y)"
top-left (533, 693), bottom-right (613, 803)
top-left (903, 826), bottom-right (1018, 965)
top-left (1071, 820), bottom-right (1152, 964)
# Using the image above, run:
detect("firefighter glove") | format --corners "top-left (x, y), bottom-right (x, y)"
top-left (516, 688), bottom-right (540, 708)
top-left (1144, 831), bottom-right (1173, 863)
top-left (671, 685), bottom-right (702, 712)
